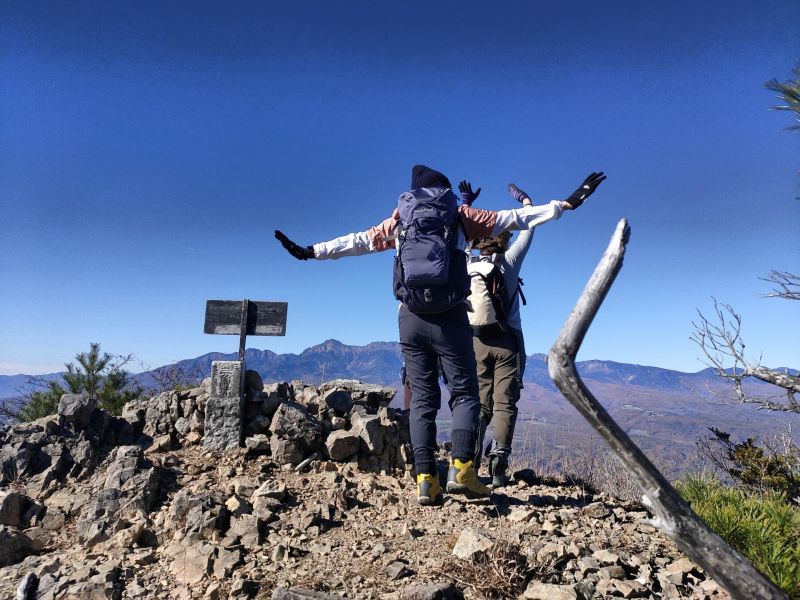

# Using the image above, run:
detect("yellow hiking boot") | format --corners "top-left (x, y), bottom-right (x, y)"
top-left (416, 473), bottom-right (442, 506)
top-left (446, 459), bottom-right (491, 497)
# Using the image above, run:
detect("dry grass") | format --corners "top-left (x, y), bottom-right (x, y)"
top-left (507, 414), bottom-right (647, 504)
top-left (557, 437), bottom-right (644, 503)
top-left (442, 542), bottom-right (528, 599)
top-left (440, 541), bottom-right (555, 600)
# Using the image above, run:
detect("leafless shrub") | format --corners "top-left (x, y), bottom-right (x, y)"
top-left (440, 542), bottom-right (544, 599)
top-left (507, 411), bottom-right (562, 478)
top-left (558, 437), bottom-right (644, 503)
top-left (691, 298), bottom-right (799, 413)
top-left (696, 423), bottom-right (800, 500)
top-left (140, 361), bottom-right (205, 396)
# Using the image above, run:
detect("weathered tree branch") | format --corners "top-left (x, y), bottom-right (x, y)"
top-left (761, 270), bottom-right (800, 301)
top-left (745, 366), bottom-right (800, 394)
top-left (691, 300), bottom-right (798, 412)
top-left (547, 219), bottom-right (787, 600)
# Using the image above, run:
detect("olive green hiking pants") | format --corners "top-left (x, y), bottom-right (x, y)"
top-left (473, 328), bottom-right (523, 461)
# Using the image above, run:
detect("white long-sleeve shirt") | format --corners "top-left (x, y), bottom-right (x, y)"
top-left (313, 192), bottom-right (563, 260)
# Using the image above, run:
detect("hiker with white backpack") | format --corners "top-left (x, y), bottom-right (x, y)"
top-left (274, 165), bottom-right (602, 505)
top-left (458, 174), bottom-right (606, 488)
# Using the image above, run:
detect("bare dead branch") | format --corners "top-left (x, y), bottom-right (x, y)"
top-left (547, 218), bottom-right (787, 600)
top-left (691, 300), bottom-right (798, 412)
top-left (760, 271), bottom-right (800, 301)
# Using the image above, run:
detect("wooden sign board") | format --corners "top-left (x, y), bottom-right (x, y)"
top-left (204, 299), bottom-right (287, 361)
top-left (204, 300), bottom-right (288, 336)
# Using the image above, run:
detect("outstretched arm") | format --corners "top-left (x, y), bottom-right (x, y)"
top-left (505, 227), bottom-right (535, 269)
top-left (459, 172), bottom-right (606, 241)
top-left (275, 214), bottom-right (399, 261)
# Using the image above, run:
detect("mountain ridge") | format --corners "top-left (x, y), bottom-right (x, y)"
top-left (1, 338), bottom-right (788, 400)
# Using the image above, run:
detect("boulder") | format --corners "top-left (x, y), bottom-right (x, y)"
top-left (244, 434), bottom-right (270, 451)
top-left (245, 370), bottom-right (264, 396)
top-left (318, 380), bottom-right (396, 411)
top-left (270, 438), bottom-right (304, 466)
top-left (523, 582), bottom-right (578, 600)
top-left (76, 489), bottom-right (123, 546)
top-left (268, 402), bottom-right (323, 451)
top-left (325, 429), bottom-right (360, 461)
top-left (351, 412), bottom-right (383, 454)
top-left (57, 393), bottom-right (97, 428)
top-left (174, 417), bottom-right (190, 436)
top-left (0, 491), bottom-right (33, 527)
top-left (320, 389), bottom-right (353, 416)
top-left (0, 525), bottom-right (33, 567)
top-left (225, 514), bottom-right (264, 550)
top-left (170, 542), bottom-right (214, 584)
top-left (15, 572), bottom-right (38, 600)
top-left (213, 545), bottom-right (243, 579)
top-left (252, 482), bottom-right (287, 502)
top-left (386, 560), bottom-right (411, 580)
top-left (582, 501), bottom-right (611, 519)
top-left (451, 527), bottom-right (495, 560)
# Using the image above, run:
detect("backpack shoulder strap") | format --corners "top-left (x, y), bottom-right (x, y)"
top-left (516, 277), bottom-right (527, 306)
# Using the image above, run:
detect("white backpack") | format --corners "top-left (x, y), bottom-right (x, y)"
top-left (467, 258), bottom-right (526, 335)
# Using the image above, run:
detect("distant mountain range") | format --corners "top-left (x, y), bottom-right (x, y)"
top-left (3, 339), bottom-right (797, 477)
top-left (0, 338), bottom-right (787, 400)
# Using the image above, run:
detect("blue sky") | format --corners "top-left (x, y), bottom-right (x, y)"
top-left (1, 0), bottom-right (798, 375)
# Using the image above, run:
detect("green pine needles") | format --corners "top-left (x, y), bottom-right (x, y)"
top-left (766, 65), bottom-right (800, 133)
top-left (18, 342), bottom-right (140, 421)
top-left (678, 474), bottom-right (800, 598)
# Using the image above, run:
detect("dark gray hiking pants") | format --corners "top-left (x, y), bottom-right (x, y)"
top-left (398, 303), bottom-right (480, 475)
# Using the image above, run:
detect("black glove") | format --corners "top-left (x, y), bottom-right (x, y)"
top-left (507, 183), bottom-right (531, 204)
top-left (274, 230), bottom-right (314, 260)
top-left (563, 172), bottom-right (606, 210)
top-left (458, 180), bottom-right (481, 206)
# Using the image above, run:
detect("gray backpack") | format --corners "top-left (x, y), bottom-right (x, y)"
top-left (392, 188), bottom-right (470, 314)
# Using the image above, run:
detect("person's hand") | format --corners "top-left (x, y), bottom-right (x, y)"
top-left (563, 172), bottom-right (606, 210)
top-left (274, 230), bottom-right (314, 260)
top-left (458, 180), bottom-right (481, 206)
top-left (507, 183), bottom-right (531, 204)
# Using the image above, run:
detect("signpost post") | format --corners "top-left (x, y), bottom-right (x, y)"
top-left (202, 299), bottom-right (287, 449)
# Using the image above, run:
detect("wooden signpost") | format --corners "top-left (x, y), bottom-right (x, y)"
top-left (202, 299), bottom-right (287, 450)
top-left (204, 299), bottom-right (288, 359)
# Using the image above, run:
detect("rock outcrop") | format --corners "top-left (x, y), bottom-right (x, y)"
top-left (0, 377), bottom-right (730, 599)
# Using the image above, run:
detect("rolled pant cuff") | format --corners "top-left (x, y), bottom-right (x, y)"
top-left (451, 429), bottom-right (477, 462)
top-left (415, 461), bottom-right (436, 475)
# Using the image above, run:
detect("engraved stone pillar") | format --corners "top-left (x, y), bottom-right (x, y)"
top-left (204, 360), bottom-right (244, 450)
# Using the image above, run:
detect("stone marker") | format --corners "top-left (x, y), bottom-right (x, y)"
top-left (204, 361), bottom-right (244, 450)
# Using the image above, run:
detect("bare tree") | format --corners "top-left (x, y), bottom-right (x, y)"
top-left (691, 299), bottom-right (799, 413)
top-left (761, 270), bottom-right (800, 301)
top-left (548, 219), bottom-right (787, 599)
top-left (139, 361), bottom-right (205, 396)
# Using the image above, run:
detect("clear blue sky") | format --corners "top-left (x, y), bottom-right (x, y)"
top-left (1, 0), bottom-right (798, 375)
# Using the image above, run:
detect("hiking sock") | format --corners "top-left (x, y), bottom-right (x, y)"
top-left (415, 461), bottom-right (436, 476)
top-left (451, 429), bottom-right (477, 462)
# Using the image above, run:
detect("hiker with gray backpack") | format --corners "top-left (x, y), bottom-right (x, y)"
top-left (274, 165), bottom-right (601, 505)
top-left (459, 173), bottom-right (606, 488)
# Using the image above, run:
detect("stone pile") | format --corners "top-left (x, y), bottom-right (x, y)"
top-left (120, 372), bottom-right (409, 474)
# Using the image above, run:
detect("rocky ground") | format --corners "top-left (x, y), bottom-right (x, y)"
top-left (0, 375), bottom-right (730, 599)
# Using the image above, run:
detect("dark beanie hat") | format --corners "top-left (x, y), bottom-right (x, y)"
top-left (411, 164), bottom-right (451, 190)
